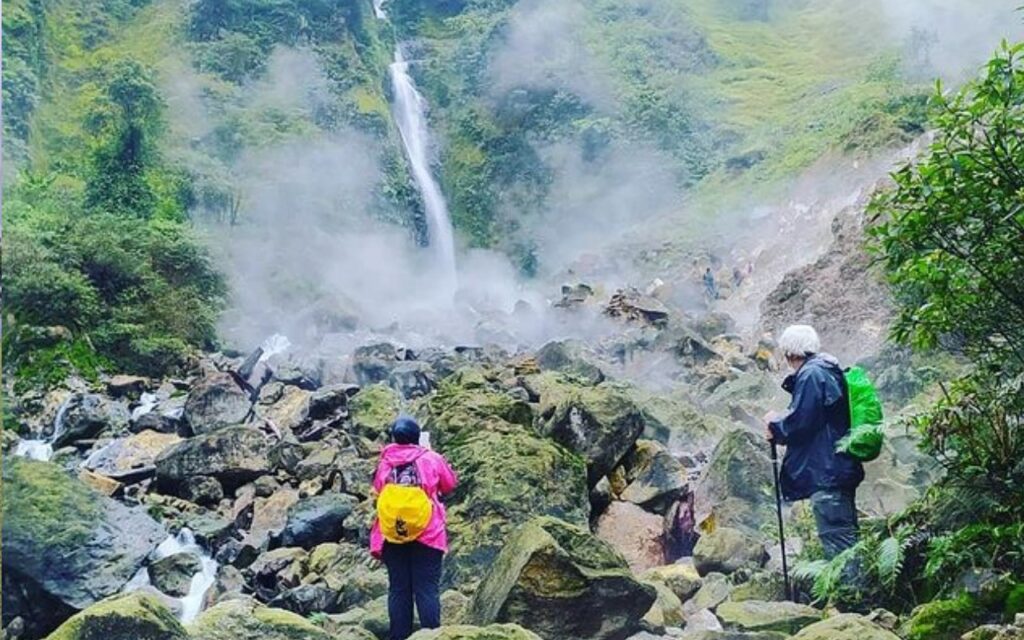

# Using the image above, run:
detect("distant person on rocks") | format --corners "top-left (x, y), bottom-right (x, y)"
top-left (763, 325), bottom-right (864, 559)
top-left (703, 267), bottom-right (718, 300)
top-left (371, 416), bottom-right (458, 640)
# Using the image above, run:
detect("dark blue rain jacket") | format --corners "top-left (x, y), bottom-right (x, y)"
top-left (769, 354), bottom-right (864, 501)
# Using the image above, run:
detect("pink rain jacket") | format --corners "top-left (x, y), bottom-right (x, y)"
top-left (369, 443), bottom-right (458, 558)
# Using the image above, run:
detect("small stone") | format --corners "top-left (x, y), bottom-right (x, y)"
top-left (78, 469), bottom-right (122, 496)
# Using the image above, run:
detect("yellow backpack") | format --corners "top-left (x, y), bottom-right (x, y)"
top-left (377, 460), bottom-right (433, 543)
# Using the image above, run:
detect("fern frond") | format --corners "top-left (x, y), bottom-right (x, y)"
top-left (876, 534), bottom-right (907, 587)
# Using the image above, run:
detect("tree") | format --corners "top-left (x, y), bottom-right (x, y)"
top-left (85, 60), bottom-right (163, 218)
top-left (869, 40), bottom-right (1024, 370)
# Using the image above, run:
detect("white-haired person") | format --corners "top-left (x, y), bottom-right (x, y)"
top-left (763, 324), bottom-right (864, 559)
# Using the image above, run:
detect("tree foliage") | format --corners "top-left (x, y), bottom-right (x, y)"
top-left (869, 41), bottom-right (1024, 368)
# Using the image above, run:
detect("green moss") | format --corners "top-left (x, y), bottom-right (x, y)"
top-left (47, 592), bottom-right (188, 640)
top-left (349, 383), bottom-right (402, 438)
top-left (1005, 584), bottom-right (1024, 619)
top-left (907, 595), bottom-right (982, 640)
top-left (2, 457), bottom-right (102, 559)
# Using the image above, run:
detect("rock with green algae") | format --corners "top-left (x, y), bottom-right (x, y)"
top-left (642, 579), bottom-right (685, 630)
top-left (349, 384), bottom-right (402, 440)
top-left (44, 592), bottom-right (188, 640)
top-left (615, 440), bottom-right (689, 514)
top-left (715, 599), bottom-right (822, 634)
top-left (676, 631), bottom-right (788, 640)
top-left (306, 542), bottom-right (387, 611)
top-left (188, 597), bottom-right (336, 640)
top-left (3, 458), bottom-right (165, 635)
top-left (902, 596), bottom-right (982, 640)
top-left (640, 562), bottom-right (703, 603)
top-left (533, 373), bottom-right (647, 486)
top-left (683, 573), bottom-right (733, 614)
top-left (692, 430), bottom-right (775, 534)
top-left (407, 625), bottom-right (543, 639)
top-left (692, 526), bottom-right (768, 576)
top-left (417, 370), bottom-right (533, 444)
top-left (791, 613), bottom-right (902, 640)
top-left (465, 516), bottom-right (656, 640)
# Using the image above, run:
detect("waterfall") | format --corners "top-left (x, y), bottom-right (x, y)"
top-left (376, 1), bottom-right (457, 291)
top-left (124, 528), bottom-right (218, 624)
top-left (13, 395), bottom-right (73, 462)
top-left (389, 49), bottom-right (458, 289)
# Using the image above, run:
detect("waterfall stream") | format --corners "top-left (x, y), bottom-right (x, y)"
top-left (377, 2), bottom-right (458, 292)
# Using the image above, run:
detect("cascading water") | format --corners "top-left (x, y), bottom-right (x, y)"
top-left (377, 3), bottom-right (458, 291)
top-left (124, 528), bottom-right (218, 624)
top-left (13, 395), bottom-right (73, 462)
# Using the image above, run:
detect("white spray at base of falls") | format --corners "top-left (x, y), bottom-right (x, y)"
top-left (388, 47), bottom-right (459, 294)
top-left (124, 527), bottom-right (218, 624)
top-left (372, 0), bottom-right (387, 19)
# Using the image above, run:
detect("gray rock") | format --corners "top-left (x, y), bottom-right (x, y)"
top-left (693, 527), bottom-right (767, 576)
top-left (53, 394), bottom-right (129, 448)
top-left (183, 373), bottom-right (252, 436)
top-left (388, 361), bottom-right (436, 399)
top-left (149, 552), bottom-right (203, 597)
top-left (2, 458), bottom-right (165, 636)
top-left (279, 493), bottom-right (358, 549)
top-left (692, 430), bottom-right (775, 534)
top-left (716, 600), bottom-right (822, 634)
top-left (155, 426), bottom-right (273, 491)
top-left (181, 475), bottom-right (225, 506)
top-left (269, 584), bottom-right (339, 616)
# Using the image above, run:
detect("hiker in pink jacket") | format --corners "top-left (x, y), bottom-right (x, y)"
top-left (370, 416), bottom-right (457, 640)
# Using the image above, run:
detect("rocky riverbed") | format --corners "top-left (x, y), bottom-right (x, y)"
top-left (1, 213), bottom-right (955, 640)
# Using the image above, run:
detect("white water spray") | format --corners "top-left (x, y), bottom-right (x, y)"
top-left (372, 0), bottom-right (387, 19)
top-left (13, 395), bottom-right (73, 462)
top-left (388, 48), bottom-right (458, 291)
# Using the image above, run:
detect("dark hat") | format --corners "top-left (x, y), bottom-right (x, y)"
top-left (391, 415), bottom-right (421, 445)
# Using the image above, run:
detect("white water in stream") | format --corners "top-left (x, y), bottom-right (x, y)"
top-left (124, 528), bottom-right (218, 624)
top-left (386, 34), bottom-right (458, 292)
top-left (13, 395), bottom-right (72, 462)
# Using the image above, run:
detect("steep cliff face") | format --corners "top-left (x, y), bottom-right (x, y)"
top-left (758, 192), bottom-right (894, 365)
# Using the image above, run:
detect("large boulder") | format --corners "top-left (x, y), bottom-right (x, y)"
top-left (183, 372), bottom-right (252, 435)
top-left (53, 394), bottom-right (129, 448)
top-left (536, 375), bottom-right (647, 486)
top-left (465, 517), bottom-right (657, 640)
top-left (792, 613), bottom-right (902, 640)
top-left (82, 430), bottom-right (182, 481)
top-left (442, 426), bottom-right (589, 586)
top-left (44, 592), bottom-right (187, 640)
top-left (258, 385), bottom-right (311, 433)
top-left (2, 458), bottom-right (165, 637)
top-left (716, 600), bottom-right (822, 634)
top-left (692, 527), bottom-right (767, 576)
top-left (155, 426), bottom-right (273, 491)
top-left (188, 597), bottom-right (336, 640)
top-left (595, 501), bottom-right (666, 573)
top-left (349, 384), bottom-right (402, 440)
top-left (692, 430), bottom-right (774, 534)
top-left (278, 493), bottom-right (358, 549)
top-left (615, 440), bottom-right (689, 514)
top-left (409, 625), bottom-right (543, 639)
top-left (306, 543), bottom-right (388, 611)
top-left (535, 340), bottom-right (606, 385)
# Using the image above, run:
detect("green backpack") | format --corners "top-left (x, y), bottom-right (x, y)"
top-left (836, 366), bottom-right (884, 462)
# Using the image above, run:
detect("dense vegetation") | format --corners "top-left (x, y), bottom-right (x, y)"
top-left (794, 40), bottom-right (1024, 634)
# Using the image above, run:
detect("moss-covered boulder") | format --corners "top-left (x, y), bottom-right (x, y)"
top-left (466, 517), bottom-right (656, 640)
top-left (692, 526), bottom-right (767, 576)
top-left (306, 542), bottom-right (388, 611)
top-left (3, 458), bottom-right (165, 637)
top-left (155, 426), bottom-right (274, 491)
top-left (443, 426), bottom-right (590, 586)
top-left (188, 597), bottom-right (336, 640)
top-left (692, 430), bottom-right (774, 533)
top-left (419, 371), bottom-right (533, 444)
top-left (640, 562), bottom-right (703, 603)
top-left (408, 625), bottom-right (543, 639)
top-left (45, 592), bottom-right (188, 640)
top-left (617, 441), bottom-right (689, 509)
top-left (792, 613), bottom-right (901, 640)
top-left (903, 596), bottom-right (981, 640)
top-left (716, 600), bottom-right (822, 634)
top-left (535, 374), bottom-right (647, 486)
top-left (349, 384), bottom-right (402, 440)
top-left (148, 552), bottom-right (203, 597)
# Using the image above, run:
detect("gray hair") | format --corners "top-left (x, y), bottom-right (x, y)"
top-left (779, 324), bottom-right (820, 358)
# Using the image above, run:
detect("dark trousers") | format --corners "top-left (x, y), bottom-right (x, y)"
top-left (382, 541), bottom-right (443, 640)
top-left (810, 488), bottom-right (859, 559)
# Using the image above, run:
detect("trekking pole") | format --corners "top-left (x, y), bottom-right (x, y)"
top-left (770, 441), bottom-right (793, 601)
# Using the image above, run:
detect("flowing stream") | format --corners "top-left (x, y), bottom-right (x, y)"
top-left (377, 2), bottom-right (458, 292)
top-left (124, 528), bottom-right (218, 624)
top-left (13, 395), bottom-right (72, 461)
